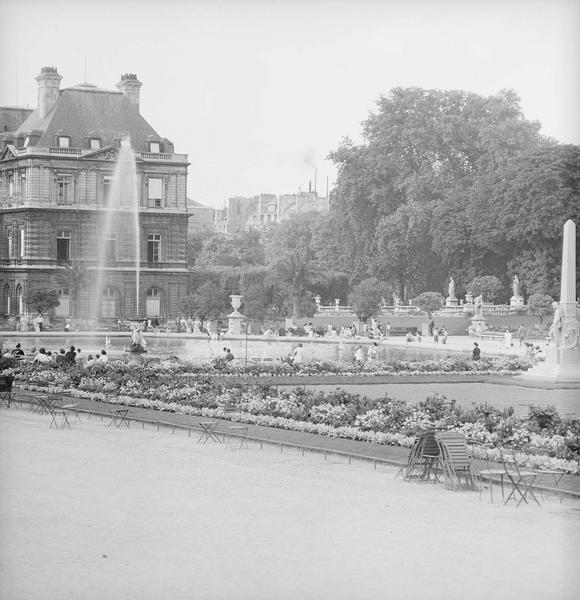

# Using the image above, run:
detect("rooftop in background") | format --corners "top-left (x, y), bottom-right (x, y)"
top-left (0, 107), bottom-right (34, 142)
top-left (2, 67), bottom-right (177, 155)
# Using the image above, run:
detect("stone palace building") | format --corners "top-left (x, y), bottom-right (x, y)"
top-left (0, 67), bottom-right (189, 324)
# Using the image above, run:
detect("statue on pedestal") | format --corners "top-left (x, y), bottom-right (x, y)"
top-left (474, 294), bottom-right (483, 318)
top-left (129, 323), bottom-right (147, 353)
top-left (512, 276), bottom-right (520, 298)
top-left (448, 277), bottom-right (456, 299)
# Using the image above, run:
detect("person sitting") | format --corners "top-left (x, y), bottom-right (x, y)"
top-left (10, 343), bottom-right (25, 358)
top-left (55, 348), bottom-right (67, 364)
top-left (86, 354), bottom-right (95, 366)
top-left (367, 342), bottom-right (378, 362)
top-left (405, 331), bottom-right (416, 343)
top-left (33, 347), bottom-right (52, 364)
top-left (99, 349), bottom-right (109, 363)
top-left (225, 349), bottom-right (235, 362)
top-left (64, 345), bottom-right (77, 365)
top-left (354, 345), bottom-right (365, 363)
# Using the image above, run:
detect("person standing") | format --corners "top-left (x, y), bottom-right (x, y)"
top-left (517, 323), bottom-right (526, 347)
top-left (64, 318), bottom-right (72, 332)
top-left (354, 346), bottom-right (365, 363)
top-left (433, 327), bottom-right (439, 344)
top-left (385, 322), bottom-right (392, 338)
top-left (290, 343), bottom-right (305, 365)
top-left (504, 329), bottom-right (512, 349)
top-left (472, 342), bottom-right (481, 361)
top-left (441, 327), bottom-right (448, 344)
top-left (367, 342), bottom-right (378, 362)
top-left (428, 319), bottom-right (435, 336)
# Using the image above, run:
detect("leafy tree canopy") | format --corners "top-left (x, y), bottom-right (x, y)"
top-left (24, 288), bottom-right (60, 315)
top-left (527, 293), bottom-right (554, 324)
top-left (328, 87), bottom-right (552, 297)
top-left (411, 291), bottom-right (445, 317)
top-left (466, 275), bottom-right (504, 302)
top-left (348, 278), bottom-right (390, 321)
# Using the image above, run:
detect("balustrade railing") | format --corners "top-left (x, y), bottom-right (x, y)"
top-left (140, 152), bottom-right (172, 160)
top-left (48, 147), bottom-right (82, 155)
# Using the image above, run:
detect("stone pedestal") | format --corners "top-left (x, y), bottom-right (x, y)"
top-left (445, 296), bottom-right (458, 307)
top-left (510, 296), bottom-right (524, 307)
top-left (227, 311), bottom-right (244, 335)
top-left (520, 347), bottom-right (580, 383)
top-left (228, 294), bottom-right (245, 336)
top-left (470, 316), bottom-right (487, 334)
top-left (519, 219), bottom-right (579, 385)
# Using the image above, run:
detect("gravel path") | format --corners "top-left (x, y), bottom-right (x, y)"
top-left (1, 409), bottom-right (579, 600)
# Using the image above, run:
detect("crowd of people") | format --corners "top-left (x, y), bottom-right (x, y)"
top-left (3, 342), bottom-right (110, 367)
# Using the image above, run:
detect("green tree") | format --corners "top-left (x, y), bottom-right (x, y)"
top-left (466, 276), bottom-right (504, 302)
top-left (24, 288), bottom-right (60, 315)
top-left (467, 145), bottom-right (580, 297)
top-left (527, 293), bottom-right (554, 324)
top-left (196, 235), bottom-right (241, 267)
top-left (328, 87), bottom-right (547, 287)
top-left (348, 278), bottom-right (390, 321)
top-left (373, 202), bottom-right (444, 298)
top-left (411, 291), bottom-right (445, 317)
top-left (51, 261), bottom-right (88, 318)
top-left (180, 282), bottom-right (224, 319)
top-left (273, 250), bottom-right (321, 318)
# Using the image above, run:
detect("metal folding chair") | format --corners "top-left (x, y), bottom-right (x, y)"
top-left (498, 449), bottom-right (540, 506)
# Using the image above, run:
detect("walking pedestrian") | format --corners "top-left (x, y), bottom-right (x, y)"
top-left (472, 342), bottom-right (481, 361)
top-left (517, 323), bottom-right (526, 347)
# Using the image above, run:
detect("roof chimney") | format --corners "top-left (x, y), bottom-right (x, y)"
top-left (116, 73), bottom-right (142, 111)
top-left (35, 66), bottom-right (62, 119)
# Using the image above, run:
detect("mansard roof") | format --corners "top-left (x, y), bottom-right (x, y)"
top-left (13, 84), bottom-right (167, 150)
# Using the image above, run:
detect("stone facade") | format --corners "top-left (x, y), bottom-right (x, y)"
top-left (0, 68), bottom-right (189, 323)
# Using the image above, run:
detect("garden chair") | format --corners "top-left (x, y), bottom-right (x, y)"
top-left (217, 400), bottom-right (249, 448)
top-left (498, 449), bottom-right (540, 507)
top-left (476, 444), bottom-right (509, 503)
top-left (399, 430), bottom-right (443, 482)
top-left (435, 432), bottom-right (478, 491)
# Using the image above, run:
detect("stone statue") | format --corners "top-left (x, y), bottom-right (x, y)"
top-left (474, 294), bottom-right (483, 318)
top-left (548, 301), bottom-right (563, 348)
top-left (512, 275), bottom-right (520, 298)
top-left (448, 277), bottom-right (456, 298)
top-left (129, 323), bottom-right (147, 353)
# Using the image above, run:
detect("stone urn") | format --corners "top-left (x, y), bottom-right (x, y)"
top-left (228, 295), bottom-right (245, 335)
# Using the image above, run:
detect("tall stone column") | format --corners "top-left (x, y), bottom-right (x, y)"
top-left (521, 219), bottom-right (580, 384)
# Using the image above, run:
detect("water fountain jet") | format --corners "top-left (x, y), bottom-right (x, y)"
top-left (92, 136), bottom-right (141, 325)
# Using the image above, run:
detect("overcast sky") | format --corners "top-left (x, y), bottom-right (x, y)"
top-left (1, 0), bottom-right (579, 208)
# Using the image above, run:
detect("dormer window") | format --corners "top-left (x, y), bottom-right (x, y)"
top-left (57, 136), bottom-right (70, 148)
top-left (149, 142), bottom-right (160, 153)
top-left (89, 138), bottom-right (101, 150)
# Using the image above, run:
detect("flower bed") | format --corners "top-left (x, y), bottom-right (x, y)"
top-left (7, 359), bottom-right (579, 473)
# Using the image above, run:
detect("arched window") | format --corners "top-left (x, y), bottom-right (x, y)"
top-left (16, 284), bottom-right (23, 315)
top-left (145, 287), bottom-right (164, 318)
top-left (54, 288), bottom-right (70, 317)
top-left (3, 284), bottom-right (10, 316)
top-left (101, 287), bottom-right (119, 318)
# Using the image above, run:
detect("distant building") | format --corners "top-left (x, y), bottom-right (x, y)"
top-left (0, 67), bottom-right (189, 322)
top-left (224, 190), bottom-right (329, 234)
top-left (187, 199), bottom-right (215, 233)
